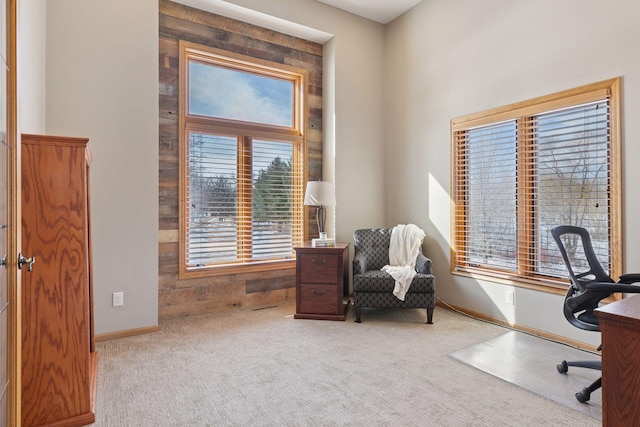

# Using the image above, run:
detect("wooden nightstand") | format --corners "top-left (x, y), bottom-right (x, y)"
top-left (294, 242), bottom-right (350, 320)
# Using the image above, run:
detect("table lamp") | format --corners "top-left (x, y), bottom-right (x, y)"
top-left (303, 181), bottom-right (336, 240)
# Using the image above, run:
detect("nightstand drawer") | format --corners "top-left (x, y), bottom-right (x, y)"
top-left (298, 284), bottom-right (338, 314)
top-left (299, 253), bottom-right (339, 284)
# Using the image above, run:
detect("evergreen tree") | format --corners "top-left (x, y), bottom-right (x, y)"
top-left (253, 157), bottom-right (291, 223)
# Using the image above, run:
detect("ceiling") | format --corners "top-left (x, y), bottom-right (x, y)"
top-left (315, 0), bottom-right (423, 24)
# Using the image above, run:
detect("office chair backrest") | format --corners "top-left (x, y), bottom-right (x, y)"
top-left (551, 225), bottom-right (613, 292)
top-left (551, 225), bottom-right (615, 331)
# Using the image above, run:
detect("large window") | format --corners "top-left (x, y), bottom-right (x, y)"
top-left (451, 78), bottom-right (621, 290)
top-left (179, 41), bottom-right (306, 278)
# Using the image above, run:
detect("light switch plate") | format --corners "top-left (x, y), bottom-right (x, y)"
top-left (113, 291), bottom-right (124, 307)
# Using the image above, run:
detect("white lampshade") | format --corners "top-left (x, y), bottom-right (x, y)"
top-left (303, 181), bottom-right (336, 207)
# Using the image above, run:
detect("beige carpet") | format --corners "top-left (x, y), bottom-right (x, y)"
top-left (91, 303), bottom-right (600, 426)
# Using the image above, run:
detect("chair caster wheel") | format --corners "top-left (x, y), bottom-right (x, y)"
top-left (557, 360), bottom-right (568, 374)
top-left (576, 389), bottom-right (590, 403)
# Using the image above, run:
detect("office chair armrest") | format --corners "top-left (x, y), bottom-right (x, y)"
top-left (585, 282), bottom-right (640, 293)
top-left (618, 273), bottom-right (640, 284)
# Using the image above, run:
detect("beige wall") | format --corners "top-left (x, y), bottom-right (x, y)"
top-left (384, 0), bottom-right (640, 345)
top-left (18, 0), bottom-right (46, 134)
top-left (39, 0), bottom-right (386, 334)
top-left (45, 0), bottom-right (160, 334)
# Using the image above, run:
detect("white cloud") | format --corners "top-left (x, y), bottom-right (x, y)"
top-left (190, 63), bottom-right (292, 127)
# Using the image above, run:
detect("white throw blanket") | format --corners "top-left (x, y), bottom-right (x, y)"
top-left (382, 224), bottom-right (425, 301)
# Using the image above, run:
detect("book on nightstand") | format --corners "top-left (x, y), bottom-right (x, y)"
top-left (312, 237), bottom-right (336, 247)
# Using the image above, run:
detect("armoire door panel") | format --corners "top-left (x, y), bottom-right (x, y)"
top-left (21, 134), bottom-right (96, 427)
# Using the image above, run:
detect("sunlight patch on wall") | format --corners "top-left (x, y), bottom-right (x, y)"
top-left (428, 173), bottom-right (451, 245)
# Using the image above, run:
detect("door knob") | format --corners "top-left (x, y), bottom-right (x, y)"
top-left (18, 253), bottom-right (36, 272)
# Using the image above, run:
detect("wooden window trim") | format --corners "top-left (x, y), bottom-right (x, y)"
top-left (178, 41), bottom-right (307, 279)
top-left (181, 41), bottom-right (307, 136)
top-left (450, 77), bottom-right (622, 291)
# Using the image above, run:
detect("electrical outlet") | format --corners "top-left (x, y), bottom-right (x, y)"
top-left (505, 290), bottom-right (515, 305)
top-left (113, 292), bottom-right (124, 307)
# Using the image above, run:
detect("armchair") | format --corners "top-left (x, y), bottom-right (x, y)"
top-left (352, 228), bottom-right (435, 323)
top-left (551, 225), bottom-right (640, 403)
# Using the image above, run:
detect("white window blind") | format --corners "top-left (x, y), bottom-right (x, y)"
top-left (187, 133), bottom-right (238, 266)
top-left (459, 120), bottom-right (518, 271)
top-left (251, 140), bottom-right (301, 260)
top-left (535, 101), bottom-right (611, 278)
top-left (186, 133), bottom-right (303, 269)
top-left (452, 78), bottom-right (620, 287)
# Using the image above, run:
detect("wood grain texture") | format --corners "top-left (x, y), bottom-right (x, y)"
top-left (21, 134), bottom-right (95, 426)
top-left (0, 140), bottom-right (8, 425)
top-left (159, 0), bottom-right (322, 320)
top-left (596, 296), bottom-right (640, 427)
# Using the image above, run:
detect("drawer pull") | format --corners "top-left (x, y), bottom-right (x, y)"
top-left (311, 258), bottom-right (327, 264)
top-left (312, 289), bottom-right (327, 295)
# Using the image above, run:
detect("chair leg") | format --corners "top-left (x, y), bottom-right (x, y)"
top-left (557, 360), bottom-right (601, 372)
top-left (426, 307), bottom-right (434, 324)
top-left (576, 377), bottom-right (602, 403)
top-left (355, 306), bottom-right (361, 323)
top-left (566, 360), bottom-right (601, 370)
top-left (556, 360), bottom-right (602, 403)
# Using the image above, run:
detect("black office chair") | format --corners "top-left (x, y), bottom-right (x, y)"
top-left (551, 225), bottom-right (640, 403)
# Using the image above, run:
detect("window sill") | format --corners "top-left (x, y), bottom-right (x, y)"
top-left (179, 258), bottom-right (296, 280)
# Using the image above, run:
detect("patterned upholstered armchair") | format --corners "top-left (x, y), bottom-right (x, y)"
top-left (352, 228), bottom-right (435, 323)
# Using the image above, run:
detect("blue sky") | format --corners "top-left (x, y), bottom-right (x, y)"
top-left (189, 61), bottom-right (293, 127)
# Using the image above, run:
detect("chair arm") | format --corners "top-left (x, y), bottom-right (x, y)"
top-left (585, 282), bottom-right (640, 293)
top-left (353, 252), bottom-right (369, 275)
top-left (618, 273), bottom-right (640, 284)
top-left (415, 253), bottom-right (432, 274)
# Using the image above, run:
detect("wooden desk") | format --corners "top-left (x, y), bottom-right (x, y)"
top-left (595, 296), bottom-right (640, 427)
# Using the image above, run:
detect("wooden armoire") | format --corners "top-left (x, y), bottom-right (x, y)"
top-left (21, 134), bottom-right (97, 426)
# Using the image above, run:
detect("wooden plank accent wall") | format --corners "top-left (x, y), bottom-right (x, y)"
top-left (159, 0), bottom-right (323, 320)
